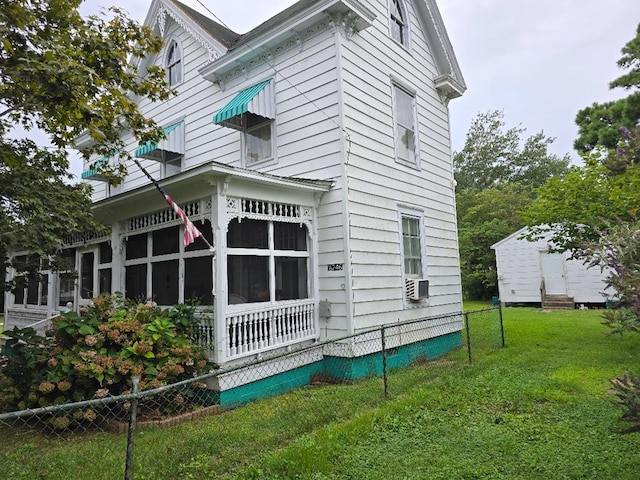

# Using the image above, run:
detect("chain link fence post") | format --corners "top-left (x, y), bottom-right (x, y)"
top-left (498, 303), bottom-right (506, 348)
top-left (124, 376), bottom-right (140, 480)
top-left (381, 326), bottom-right (389, 398)
top-left (464, 312), bottom-right (472, 365)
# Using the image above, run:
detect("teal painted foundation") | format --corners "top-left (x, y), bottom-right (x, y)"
top-left (216, 361), bottom-right (324, 408)
top-left (323, 331), bottom-right (462, 382)
top-left (216, 331), bottom-right (462, 407)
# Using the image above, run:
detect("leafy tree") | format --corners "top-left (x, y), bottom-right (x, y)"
top-left (525, 127), bottom-right (640, 253)
top-left (454, 110), bottom-right (570, 191)
top-left (454, 110), bottom-right (570, 299)
top-left (1, 1), bottom-right (173, 280)
top-left (574, 23), bottom-right (640, 152)
top-left (457, 184), bottom-right (535, 299)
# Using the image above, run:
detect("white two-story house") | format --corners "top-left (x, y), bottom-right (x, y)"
top-left (4, 0), bottom-right (466, 402)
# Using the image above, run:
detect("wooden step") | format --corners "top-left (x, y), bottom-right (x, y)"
top-left (543, 295), bottom-right (574, 310)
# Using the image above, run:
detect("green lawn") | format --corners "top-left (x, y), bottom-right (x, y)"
top-left (2, 307), bottom-right (640, 479)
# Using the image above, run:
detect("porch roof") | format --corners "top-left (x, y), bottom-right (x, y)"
top-left (91, 160), bottom-right (333, 222)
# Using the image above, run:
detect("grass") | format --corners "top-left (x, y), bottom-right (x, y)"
top-left (2, 306), bottom-right (640, 479)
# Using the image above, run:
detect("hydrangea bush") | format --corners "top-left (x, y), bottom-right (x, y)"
top-left (0, 294), bottom-right (211, 425)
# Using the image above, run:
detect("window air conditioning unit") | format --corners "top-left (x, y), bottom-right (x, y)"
top-left (406, 278), bottom-right (429, 301)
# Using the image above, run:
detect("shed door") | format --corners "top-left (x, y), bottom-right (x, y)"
top-left (540, 252), bottom-right (566, 295)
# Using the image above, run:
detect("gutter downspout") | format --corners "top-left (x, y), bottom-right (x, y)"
top-left (334, 18), bottom-right (355, 336)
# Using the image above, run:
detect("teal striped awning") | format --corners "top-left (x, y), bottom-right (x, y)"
top-left (135, 121), bottom-right (184, 160)
top-left (80, 157), bottom-right (110, 182)
top-left (213, 79), bottom-right (274, 128)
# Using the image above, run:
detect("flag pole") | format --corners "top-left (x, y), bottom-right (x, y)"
top-left (132, 158), bottom-right (215, 252)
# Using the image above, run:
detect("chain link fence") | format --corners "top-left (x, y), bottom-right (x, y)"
top-left (0, 306), bottom-right (503, 479)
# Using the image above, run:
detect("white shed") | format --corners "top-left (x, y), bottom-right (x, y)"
top-left (491, 227), bottom-right (610, 308)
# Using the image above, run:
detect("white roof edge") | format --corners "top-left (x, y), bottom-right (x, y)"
top-left (490, 226), bottom-right (532, 250)
top-left (199, 0), bottom-right (376, 80)
top-left (419, 0), bottom-right (466, 92)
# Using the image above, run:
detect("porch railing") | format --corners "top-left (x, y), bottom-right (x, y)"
top-left (225, 299), bottom-right (316, 360)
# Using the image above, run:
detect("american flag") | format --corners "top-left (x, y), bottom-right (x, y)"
top-left (132, 157), bottom-right (210, 249)
top-left (164, 194), bottom-right (203, 247)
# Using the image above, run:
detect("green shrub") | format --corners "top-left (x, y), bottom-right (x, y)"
top-left (0, 294), bottom-right (211, 419)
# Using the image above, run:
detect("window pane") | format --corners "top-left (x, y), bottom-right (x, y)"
top-left (396, 89), bottom-right (414, 127)
top-left (80, 252), bottom-right (94, 300)
top-left (59, 275), bottom-right (74, 307)
top-left (125, 264), bottom-right (147, 301)
top-left (391, 0), bottom-right (401, 18)
top-left (126, 234), bottom-right (147, 260)
top-left (13, 277), bottom-right (25, 305)
top-left (99, 242), bottom-right (112, 264)
top-left (153, 226), bottom-right (179, 256)
top-left (152, 260), bottom-right (179, 306)
top-left (227, 255), bottom-right (269, 304)
top-left (169, 61), bottom-right (182, 86)
top-left (391, 21), bottom-right (404, 44)
top-left (99, 268), bottom-right (112, 295)
top-left (274, 222), bottom-right (307, 251)
top-left (26, 276), bottom-right (39, 305)
top-left (227, 218), bottom-right (268, 249)
top-left (39, 274), bottom-right (49, 305)
top-left (275, 257), bottom-right (308, 300)
top-left (402, 215), bottom-right (422, 277)
top-left (245, 119), bottom-right (272, 164)
top-left (185, 220), bottom-right (214, 252)
top-left (185, 257), bottom-right (213, 305)
top-left (397, 125), bottom-right (415, 162)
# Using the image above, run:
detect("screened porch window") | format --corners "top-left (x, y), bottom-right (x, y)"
top-left (227, 219), bottom-right (309, 305)
top-left (124, 220), bottom-right (214, 305)
top-left (11, 255), bottom-right (48, 307)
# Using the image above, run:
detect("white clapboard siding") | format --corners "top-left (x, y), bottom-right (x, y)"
top-left (335, 0), bottom-right (462, 328)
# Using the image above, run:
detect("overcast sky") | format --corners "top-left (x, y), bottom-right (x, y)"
top-left (73, 0), bottom-right (640, 175)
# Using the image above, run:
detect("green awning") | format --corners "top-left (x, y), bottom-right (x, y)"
top-left (213, 79), bottom-right (274, 127)
top-left (81, 157), bottom-right (110, 182)
top-left (135, 121), bottom-right (184, 159)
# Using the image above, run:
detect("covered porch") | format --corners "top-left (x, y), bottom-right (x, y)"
top-left (3, 162), bottom-right (332, 365)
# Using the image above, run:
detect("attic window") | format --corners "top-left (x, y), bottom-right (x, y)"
top-left (390, 0), bottom-right (408, 47)
top-left (166, 40), bottom-right (182, 86)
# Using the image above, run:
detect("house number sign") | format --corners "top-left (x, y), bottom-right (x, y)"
top-left (327, 263), bottom-right (344, 271)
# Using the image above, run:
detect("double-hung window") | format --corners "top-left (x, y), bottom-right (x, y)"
top-left (393, 83), bottom-right (418, 167)
top-left (227, 218), bottom-right (309, 305)
top-left (213, 79), bottom-right (276, 167)
top-left (390, 0), bottom-right (409, 47)
top-left (243, 113), bottom-right (273, 166)
top-left (401, 214), bottom-right (423, 279)
top-left (166, 40), bottom-right (182, 87)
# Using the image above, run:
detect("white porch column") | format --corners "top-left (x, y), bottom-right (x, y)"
top-left (212, 181), bottom-right (229, 364)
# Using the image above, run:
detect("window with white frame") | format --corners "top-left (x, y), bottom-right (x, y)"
top-left (390, 0), bottom-right (408, 47)
top-left (227, 218), bottom-right (309, 304)
top-left (393, 83), bottom-right (418, 167)
top-left (124, 221), bottom-right (214, 305)
top-left (11, 255), bottom-right (48, 307)
top-left (243, 113), bottom-right (273, 166)
top-left (399, 210), bottom-right (425, 280)
top-left (165, 40), bottom-right (182, 87)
